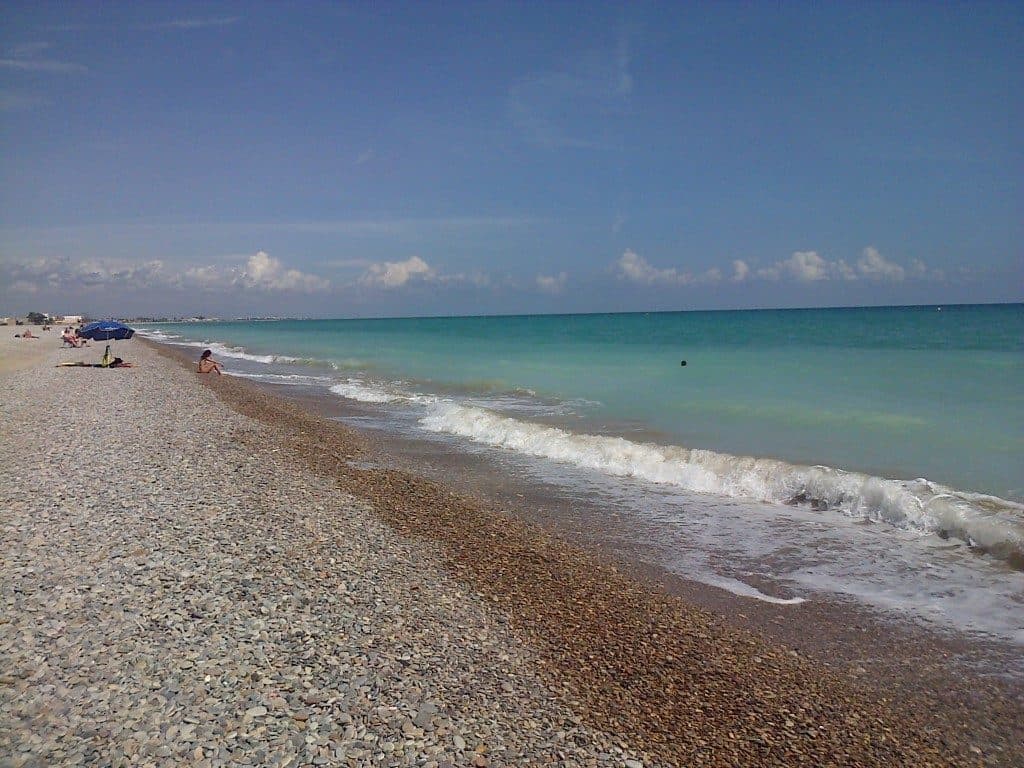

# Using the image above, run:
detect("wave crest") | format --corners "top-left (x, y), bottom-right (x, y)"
top-left (419, 403), bottom-right (1024, 566)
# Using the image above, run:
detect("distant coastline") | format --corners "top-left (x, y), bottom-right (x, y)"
top-left (122, 299), bottom-right (1023, 325)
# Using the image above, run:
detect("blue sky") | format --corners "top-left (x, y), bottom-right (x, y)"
top-left (1, 2), bottom-right (1020, 318)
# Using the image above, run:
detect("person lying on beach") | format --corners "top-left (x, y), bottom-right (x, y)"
top-left (57, 357), bottom-right (133, 368)
top-left (15, 330), bottom-right (37, 339)
top-left (197, 349), bottom-right (223, 375)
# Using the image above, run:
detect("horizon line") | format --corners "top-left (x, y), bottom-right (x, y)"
top-left (122, 300), bottom-right (1023, 324)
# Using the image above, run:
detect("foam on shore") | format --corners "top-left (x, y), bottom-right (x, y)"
top-left (418, 402), bottom-right (1024, 567)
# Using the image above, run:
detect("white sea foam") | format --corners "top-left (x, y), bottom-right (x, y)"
top-left (330, 379), bottom-right (401, 403)
top-left (419, 403), bottom-right (1024, 565)
top-left (142, 333), bottom-right (300, 365)
top-left (203, 341), bottom-right (301, 364)
top-left (231, 372), bottom-right (334, 385)
top-left (697, 575), bottom-right (806, 605)
top-left (137, 328), bottom-right (182, 342)
top-left (328, 378), bottom-right (441, 406)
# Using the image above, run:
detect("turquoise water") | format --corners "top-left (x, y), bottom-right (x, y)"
top-left (144, 304), bottom-right (1024, 644)
top-left (152, 304), bottom-right (1022, 501)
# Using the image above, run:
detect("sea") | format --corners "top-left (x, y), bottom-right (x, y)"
top-left (139, 304), bottom-right (1024, 656)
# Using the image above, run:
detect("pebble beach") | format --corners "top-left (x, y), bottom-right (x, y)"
top-left (1, 335), bottom-right (1019, 767)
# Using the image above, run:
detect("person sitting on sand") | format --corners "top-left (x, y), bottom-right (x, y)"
top-left (62, 328), bottom-right (81, 347)
top-left (197, 349), bottom-right (223, 375)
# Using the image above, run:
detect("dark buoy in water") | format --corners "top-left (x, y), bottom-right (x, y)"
top-left (680, 360), bottom-right (687, 366)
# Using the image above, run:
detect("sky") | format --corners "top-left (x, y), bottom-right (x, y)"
top-left (1, 1), bottom-right (1021, 319)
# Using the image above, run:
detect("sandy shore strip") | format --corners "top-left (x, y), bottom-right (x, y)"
top-left (0, 340), bottom-right (1013, 767)
top-left (0, 326), bottom-right (72, 375)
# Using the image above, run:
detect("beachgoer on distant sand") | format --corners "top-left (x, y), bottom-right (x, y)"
top-left (62, 328), bottom-right (82, 347)
top-left (16, 329), bottom-right (36, 339)
top-left (198, 349), bottom-right (223, 375)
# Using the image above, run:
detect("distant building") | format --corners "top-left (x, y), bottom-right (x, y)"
top-left (59, 315), bottom-right (83, 324)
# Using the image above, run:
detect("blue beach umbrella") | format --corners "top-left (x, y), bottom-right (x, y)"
top-left (78, 320), bottom-right (135, 341)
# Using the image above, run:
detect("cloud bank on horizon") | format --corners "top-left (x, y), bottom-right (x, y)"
top-left (1, 244), bottom-right (946, 309)
top-left (0, 4), bottom-right (1019, 317)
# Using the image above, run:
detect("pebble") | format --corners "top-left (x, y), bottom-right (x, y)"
top-left (0, 343), bottom-right (645, 768)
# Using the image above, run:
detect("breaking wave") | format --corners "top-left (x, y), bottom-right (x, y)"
top-left (330, 379), bottom-right (401, 403)
top-left (140, 331), bottom-right (303, 365)
top-left (328, 378), bottom-right (442, 406)
top-left (419, 403), bottom-right (1024, 567)
top-left (140, 330), bottom-right (361, 371)
top-left (231, 372), bottom-right (334, 386)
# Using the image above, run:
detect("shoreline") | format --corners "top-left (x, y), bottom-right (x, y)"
top-left (150, 340), bottom-right (1021, 764)
top-left (1, 337), bottom-right (1019, 766)
top-left (254, 374), bottom-right (1024, 680)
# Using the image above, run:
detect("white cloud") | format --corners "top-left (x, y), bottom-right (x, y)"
top-left (0, 255), bottom-right (168, 288)
top-left (756, 252), bottom-right (829, 282)
top-left (782, 251), bottom-right (829, 281)
top-left (752, 247), bottom-right (932, 284)
top-left (615, 250), bottom-right (722, 287)
top-left (359, 255), bottom-right (434, 289)
top-left (356, 257), bottom-right (491, 290)
top-left (182, 264), bottom-right (226, 289)
top-left (834, 259), bottom-right (857, 281)
top-left (536, 272), bottom-right (568, 294)
top-left (237, 251), bottom-right (323, 292)
top-left (616, 250), bottom-right (691, 286)
top-left (179, 252), bottom-right (324, 293)
top-left (0, 251), bottom-right (326, 294)
top-left (856, 246), bottom-right (905, 281)
top-left (614, 247), bottom-right (911, 286)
